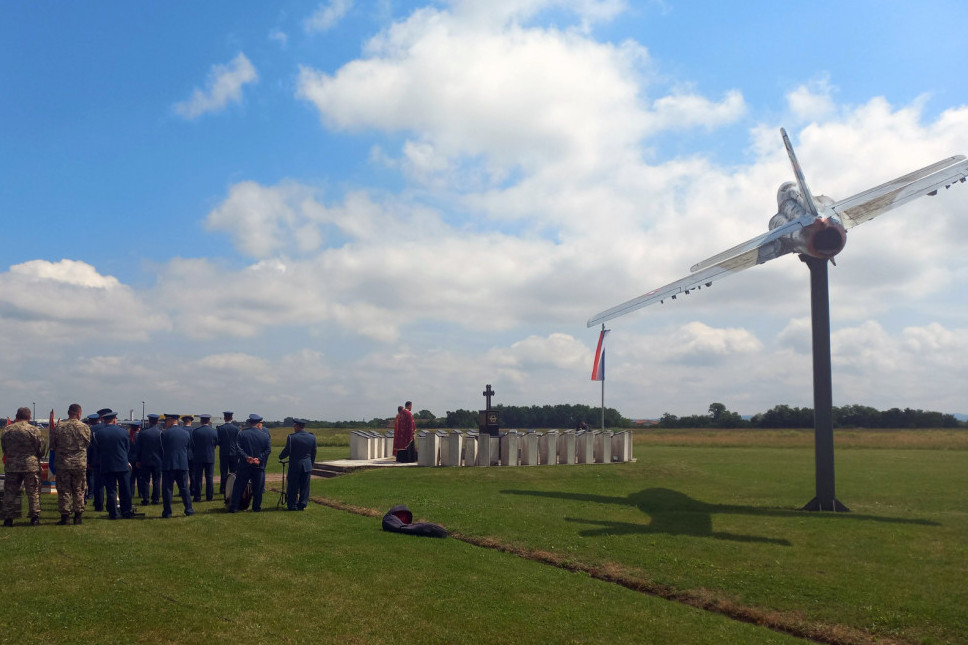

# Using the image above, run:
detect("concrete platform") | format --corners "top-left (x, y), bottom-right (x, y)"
top-left (312, 457), bottom-right (417, 479)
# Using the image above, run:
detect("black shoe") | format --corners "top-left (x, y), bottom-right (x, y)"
top-left (161, 512), bottom-right (172, 519)
top-left (140, 500), bottom-right (150, 506)
top-left (30, 516), bottom-right (40, 526)
top-left (57, 514), bottom-right (70, 525)
top-left (73, 513), bottom-right (83, 525)
top-left (3, 518), bottom-right (12, 527)
top-left (192, 497), bottom-right (201, 502)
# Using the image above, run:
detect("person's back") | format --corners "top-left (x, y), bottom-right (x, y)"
top-left (161, 425), bottom-right (191, 471)
top-left (192, 424), bottom-right (218, 463)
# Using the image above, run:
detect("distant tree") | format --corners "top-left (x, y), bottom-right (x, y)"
top-left (416, 409), bottom-right (436, 420)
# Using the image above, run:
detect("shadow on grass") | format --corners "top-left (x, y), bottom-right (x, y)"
top-left (501, 487), bottom-right (938, 544)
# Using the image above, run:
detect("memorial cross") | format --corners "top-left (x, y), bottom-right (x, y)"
top-left (482, 384), bottom-right (495, 410)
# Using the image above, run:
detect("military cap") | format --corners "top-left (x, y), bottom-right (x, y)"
top-left (147, 413), bottom-right (160, 420)
top-left (87, 413), bottom-right (100, 421)
top-left (247, 413), bottom-right (263, 423)
top-left (101, 410), bottom-right (118, 420)
top-left (125, 420), bottom-right (142, 427)
top-left (96, 408), bottom-right (113, 417)
top-left (222, 410), bottom-right (234, 416)
top-left (292, 418), bottom-right (308, 426)
top-left (199, 414), bottom-right (212, 420)
top-left (180, 414), bottom-right (194, 421)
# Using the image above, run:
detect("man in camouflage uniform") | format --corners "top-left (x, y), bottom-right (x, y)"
top-left (49, 403), bottom-right (91, 525)
top-left (2, 407), bottom-right (47, 526)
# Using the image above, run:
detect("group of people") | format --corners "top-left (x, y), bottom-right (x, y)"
top-left (1, 405), bottom-right (319, 526)
top-left (392, 401), bottom-right (417, 463)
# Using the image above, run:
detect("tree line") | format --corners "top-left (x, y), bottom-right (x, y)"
top-left (282, 401), bottom-right (962, 430)
top-left (658, 402), bottom-right (963, 429)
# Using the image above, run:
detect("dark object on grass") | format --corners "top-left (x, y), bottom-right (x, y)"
top-left (382, 505), bottom-right (447, 538)
top-left (223, 472), bottom-right (251, 510)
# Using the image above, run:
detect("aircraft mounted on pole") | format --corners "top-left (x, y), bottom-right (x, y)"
top-left (588, 129), bottom-right (968, 327)
top-left (588, 129), bottom-right (968, 511)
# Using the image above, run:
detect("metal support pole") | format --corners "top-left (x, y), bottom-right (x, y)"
top-left (800, 257), bottom-right (849, 512)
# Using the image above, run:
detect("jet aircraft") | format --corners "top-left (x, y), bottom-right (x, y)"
top-left (588, 129), bottom-right (968, 327)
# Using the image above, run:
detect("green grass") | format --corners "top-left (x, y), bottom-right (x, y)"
top-left (2, 430), bottom-right (966, 643)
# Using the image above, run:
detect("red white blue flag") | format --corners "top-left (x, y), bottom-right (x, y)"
top-left (590, 328), bottom-right (609, 381)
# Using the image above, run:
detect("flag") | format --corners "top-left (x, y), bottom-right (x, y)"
top-left (591, 328), bottom-right (609, 381)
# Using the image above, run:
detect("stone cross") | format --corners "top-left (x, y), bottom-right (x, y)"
top-left (482, 384), bottom-right (495, 410)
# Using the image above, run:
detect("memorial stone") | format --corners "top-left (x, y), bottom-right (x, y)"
top-left (557, 430), bottom-right (576, 465)
top-left (441, 430), bottom-right (464, 467)
top-left (350, 431), bottom-right (368, 460)
top-left (463, 431), bottom-right (478, 467)
top-left (576, 431), bottom-right (595, 464)
top-left (500, 431), bottom-right (519, 467)
top-left (594, 431), bottom-right (613, 463)
top-left (538, 430), bottom-right (558, 465)
top-left (417, 432), bottom-right (441, 467)
top-left (520, 431), bottom-right (539, 466)
top-left (477, 433), bottom-right (491, 467)
top-left (611, 431), bottom-right (632, 462)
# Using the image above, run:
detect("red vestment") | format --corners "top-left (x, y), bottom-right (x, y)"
top-left (392, 409), bottom-right (415, 455)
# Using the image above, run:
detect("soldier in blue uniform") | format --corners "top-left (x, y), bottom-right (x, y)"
top-left (160, 413), bottom-right (193, 518)
top-left (134, 414), bottom-right (163, 505)
top-left (229, 414), bottom-right (271, 513)
top-left (83, 413), bottom-right (99, 501)
top-left (181, 415), bottom-right (196, 496)
top-left (87, 408), bottom-right (112, 512)
top-left (278, 418), bottom-right (317, 511)
top-left (190, 414), bottom-right (218, 502)
top-left (94, 411), bottom-right (134, 519)
top-left (216, 411), bottom-right (239, 495)
top-left (125, 421), bottom-right (143, 503)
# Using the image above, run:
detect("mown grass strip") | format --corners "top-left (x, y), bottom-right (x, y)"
top-left (299, 491), bottom-right (901, 645)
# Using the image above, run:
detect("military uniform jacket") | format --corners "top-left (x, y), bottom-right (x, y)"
top-left (160, 425), bottom-right (192, 471)
top-left (87, 422), bottom-right (104, 470)
top-left (236, 426), bottom-right (271, 470)
top-left (133, 425), bottom-right (163, 469)
top-left (1, 420), bottom-right (46, 472)
top-left (279, 431), bottom-right (317, 474)
top-left (95, 423), bottom-right (132, 473)
top-left (217, 422), bottom-right (239, 454)
top-left (49, 418), bottom-right (91, 470)
top-left (192, 424), bottom-right (218, 463)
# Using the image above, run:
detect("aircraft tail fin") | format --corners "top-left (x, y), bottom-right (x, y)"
top-left (780, 128), bottom-right (821, 218)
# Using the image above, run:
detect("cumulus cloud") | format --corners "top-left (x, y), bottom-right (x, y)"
top-left (0, 260), bottom-right (168, 344)
top-left (304, 0), bottom-right (353, 33)
top-left (174, 52), bottom-right (258, 120)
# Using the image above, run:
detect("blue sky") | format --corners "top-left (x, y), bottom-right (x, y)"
top-left (2, 0), bottom-right (968, 422)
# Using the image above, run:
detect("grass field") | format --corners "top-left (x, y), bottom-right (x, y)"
top-left (1, 428), bottom-right (965, 644)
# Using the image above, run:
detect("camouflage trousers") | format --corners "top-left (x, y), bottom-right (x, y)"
top-left (3, 471), bottom-right (40, 519)
top-left (56, 468), bottom-right (87, 515)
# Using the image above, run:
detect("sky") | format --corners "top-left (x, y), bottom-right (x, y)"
top-left (2, 0), bottom-right (968, 423)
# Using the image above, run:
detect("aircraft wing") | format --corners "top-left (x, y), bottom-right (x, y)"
top-left (586, 217), bottom-right (812, 327)
top-left (832, 155), bottom-right (968, 229)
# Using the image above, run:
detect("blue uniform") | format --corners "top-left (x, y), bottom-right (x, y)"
top-left (95, 423), bottom-right (133, 519)
top-left (134, 424), bottom-right (163, 504)
top-left (230, 425), bottom-right (271, 512)
top-left (216, 422), bottom-right (240, 493)
top-left (278, 430), bottom-right (317, 510)
top-left (190, 423), bottom-right (218, 501)
top-left (160, 425), bottom-right (194, 518)
top-left (87, 422), bottom-right (105, 511)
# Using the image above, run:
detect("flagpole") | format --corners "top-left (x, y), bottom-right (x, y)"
top-left (600, 324), bottom-right (606, 431)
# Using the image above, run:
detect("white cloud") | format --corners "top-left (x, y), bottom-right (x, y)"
top-left (787, 76), bottom-right (837, 122)
top-left (0, 260), bottom-right (168, 344)
top-left (305, 0), bottom-right (353, 33)
top-left (173, 52), bottom-right (258, 120)
top-left (269, 28), bottom-right (288, 47)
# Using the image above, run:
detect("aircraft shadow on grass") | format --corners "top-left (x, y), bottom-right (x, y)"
top-left (500, 487), bottom-right (938, 545)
